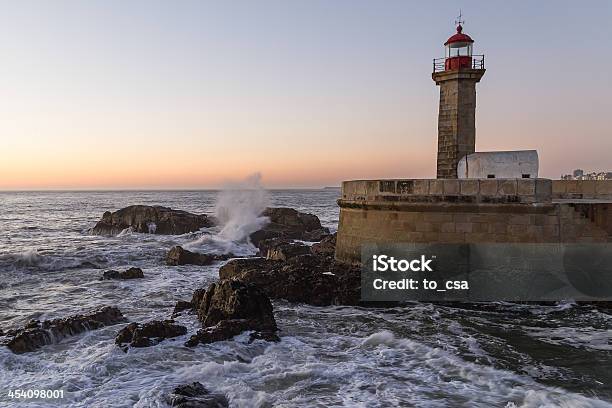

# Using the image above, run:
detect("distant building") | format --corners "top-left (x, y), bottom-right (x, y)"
top-left (561, 169), bottom-right (612, 180)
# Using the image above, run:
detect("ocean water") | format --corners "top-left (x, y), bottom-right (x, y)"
top-left (0, 190), bottom-right (611, 408)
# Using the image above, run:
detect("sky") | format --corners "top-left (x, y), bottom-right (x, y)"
top-left (0, 0), bottom-right (611, 190)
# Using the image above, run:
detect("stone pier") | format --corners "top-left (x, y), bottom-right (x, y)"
top-left (335, 179), bottom-right (612, 264)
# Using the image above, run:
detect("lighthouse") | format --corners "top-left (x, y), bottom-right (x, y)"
top-left (432, 20), bottom-right (485, 179)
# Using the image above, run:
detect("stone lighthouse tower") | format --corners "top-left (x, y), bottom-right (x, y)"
top-left (432, 21), bottom-right (485, 178)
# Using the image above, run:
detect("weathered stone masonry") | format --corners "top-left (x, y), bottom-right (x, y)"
top-left (335, 179), bottom-right (612, 264)
top-left (433, 69), bottom-right (485, 179)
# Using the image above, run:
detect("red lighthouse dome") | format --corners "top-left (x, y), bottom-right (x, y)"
top-left (444, 24), bottom-right (474, 47)
top-left (442, 24), bottom-right (480, 71)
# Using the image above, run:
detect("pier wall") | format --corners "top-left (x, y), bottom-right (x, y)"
top-left (552, 180), bottom-right (612, 200)
top-left (336, 179), bottom-right (612, 264)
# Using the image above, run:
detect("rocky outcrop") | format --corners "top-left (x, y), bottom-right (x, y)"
top-left (166, 382), bottom-right (229, 408)
top-left (185, 280), bottom-right (278, 347)
top-left (310, 233), bottom-right (337, 257)
top-left (166, 246), bottom-right (233, 266)
top-left (219, 253), bottom-right (360, 307)
top-left (3, 306), bottom-right (125, 354)
top-left (100, 267), bottom-right (144, 280)
top-left (115, 320), bottom-right (187, 351)
top-left (249, 207), bottom-right (329, 251)
top-left (92, 205), bottom-right (213, 236)
top-left (263, 240), bottom-right (310, 261)
top-left (171, 300), bottom-right (195, 317)
top-left (170, 287), bottom-right (209, 318)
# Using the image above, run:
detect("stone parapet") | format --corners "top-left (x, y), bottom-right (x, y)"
top-left (335, 178), bottom-right (611, 264)
top-left (341, 178), bottom-right (552, 204)
top-left (335, 201), bottom-right (611, 263)
top-left (552, 180), bottom-right (612, 200)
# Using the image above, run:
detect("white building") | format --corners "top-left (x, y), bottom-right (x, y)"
top-left (457, 150), bottom-right (539, 179)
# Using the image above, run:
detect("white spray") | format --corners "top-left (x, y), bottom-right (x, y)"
top-left (214, 173), bottom-right (271, 242)
top-left (183, 173), bottom-right (271, 255)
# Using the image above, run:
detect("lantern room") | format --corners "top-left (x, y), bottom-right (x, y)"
top-left (432, 22), bottom-right (484, 73)
top-left (444, 24), bottom-right (474, 70)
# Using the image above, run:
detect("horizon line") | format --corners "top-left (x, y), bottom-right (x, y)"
top-left (0, 186), bottom-right (342, 193)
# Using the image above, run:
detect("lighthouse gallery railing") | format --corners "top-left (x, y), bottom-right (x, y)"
top-left (432, 55), bottom-right (485, 73)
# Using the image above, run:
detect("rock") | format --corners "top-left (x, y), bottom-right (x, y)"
top-left (186, 280), bottom-right (278, 347)
top-left (92, 205), bottom-right (213, 236)
top-left (249, 207), bottom-right (329, 250)
top-left (170, 289), bottom-right (215, 317)
top-left (218, 258), bottom-right (275, 280)
top-left (115, 320), bottom-right (187, 351)
top-left (310, 233), bottom-right (337, 257)
top-left (166, 246), bottom-right (232, 266)
top-left (185, 319), bottom-right (279, 346)
top-left (220, 229), bottom-right (360, 306)
top-left (302, 229), bottom-right (330, 242)
top-left (264, 207), bottom-right (322, 231)
top-left (219, 254), bottom-right (360, 306)
top-left (172, 300), bottom-right (195, 317)
top-left (190, 288), bottom-right (208, 312)
top-left (100, 267), bottom-right (144, 280)
top-left (264, 241), bottom-right (310, 261)
top-left (196, 280), bottom-right (276, 329)
top-left (166, 382), bottom-right (229, 408)
top-left (4, 306), bottom-right (125, 354)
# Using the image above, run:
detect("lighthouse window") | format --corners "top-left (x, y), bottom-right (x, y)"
top-left (522, 174), bottom-right (531, 178)
top-left (487, 174), bottom-right (495, 179)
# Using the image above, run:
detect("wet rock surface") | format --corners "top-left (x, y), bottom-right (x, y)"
top-left (186, 280), bottom-right (278, 347)
top-left (171, 300), bottom-right (195, 317)
top-left (92, 205), bottom-right (213, 236)
top-left (166, 382), bottom-right (229, 408)
top-left (264, 240), bottom-right (311, 261)
top-left (3, 306), bottom-right (125, 354)
top-left (219, 237), bottom-right (360, 306)
top-left (250, 207), bottom-right (329, 250)
top-left (166, 246), bottom-right (233, 266)
top-left (100, 267), bottom-right (144, 280)
top-left (310, 233), bottom-right (337, 257)
top-left (115, 320), bottom-right (187, 351)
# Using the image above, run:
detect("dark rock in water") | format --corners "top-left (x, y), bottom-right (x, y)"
top-left (255, 238), bottom-right (287, 258)
top-left (302, 229), bottom-right (331, 242)
top-left (186, 280), bottom-right (278, 347)
top-left (217, 258), bottom-right (275, 280)
top-left (265, 207), bottom-right (322, 231)
top-left (219, 254), bottom-right (360, 306)
top-left (310, 233), bottom-right (337, 257)
top-left (167, 382), bottom-right (229, 408)
top-left (219, 231), bottom-right (360, 306)
top-left (4, 306), bottom-right (125, 354)
top-left (196, 280), bottom-right (277, 329)
top-left (172, 300), bottom-right (195, 317)
top-left (249, 207), bottom-right (329, 250)
top-left (100, 267), bottom-right (144, 280)
top-left (166, 246), bottom-right (232, 266)
top-left (190, 288), bottom-right (208, 312)
top-left (24, 319), bottom-right (41, 329)
top-left (185, 319), bottom-right (279, 346)
top-left (92, 205), bottom-right (213, 236)
top-left (115, 320), bottom-right (187, 351)
top-left (263, 240), bottom-right (310, 261)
